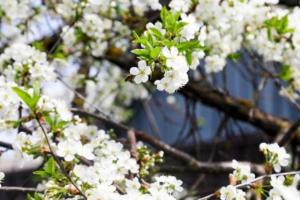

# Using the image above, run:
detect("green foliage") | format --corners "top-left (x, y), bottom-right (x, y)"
top-left (160, 7), bottom-right (187, 35)
top-left (264, 15), bottom-right (294, 41)
top-left (27, 193), bottom-right (43, 200)
top-left (12, 85), bottom-right (41, 112)
top-left (284, 175), bottom-right (294, 186)
top-left (177, 40), bottom-right (201, 51)
top-left (137, 146), bottom-right (163, 178)
top-left (50, 45), bottom-right (67, 60)
top-left (32, 41), bottom-right (45, 52)
top-left (0, 8), bottom-right (5, 18)
top-left (279, 65), bottom-right (293, 81)
top-left (227, 52), bottom-right (242, 61)
top-left (45, 115), bottom-right (70, 133)
top-left (34, 157), bottom-right (63, 181)
top-left (132, 7), bottom-right (204, 69)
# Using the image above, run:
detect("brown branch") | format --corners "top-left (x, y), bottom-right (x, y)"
top-left (35, 4), bottom-right (295, 140)
top-left (0, 141), bottom-right (13, 150)
top-left (127, 130), bottom-right (137, 159)
top-left (198, 170), bottom-right (300, 200)
top-left (71, 109), bottom-right (264, 174)
top-left (279, 0), bottom-right (300, 6)
top-left (181, 81), bottom-right (291, 136)
top-left (276, 118), bottom-right (300, 146)
top-left (103, 53), bottom-right (293, 138)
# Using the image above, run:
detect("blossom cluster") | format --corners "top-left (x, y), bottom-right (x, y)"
top-left (267, 175), bottom-right (300, 200)
top-left (0, 0), bottom-right (51, 46)
top-left (220, 185), bottom-right (246, 200)
top-left (58, 0), bottom-right (161, 57)
top-left (130, 8), bottom-right (205, 93)
top-left (259, 143), bottom-right (290, 172)
top-left (12, 89), bottom-right (183, 200)
top-left (0, 0), bottom-right (33, 44)
top-left (230, 160), bottom-right (255, 184)
top-left (129, 0), bottom-right (300, 98)
top-left (56, 0), bottom-right (161, 20)
top-left (0, 1), bottom-right (300, 200)
top-left (0, 43), bottom-right (56, 84)
top-left (61, 13), bottom-right (129, 57)
top-left (0, 45), bottom-right (182, 199)
top-left (85, 61), bottom-right (148, 121)
top-left (0, 77), bottom-right (19, 130)
top-left (219, 143), bottom-right (297, 200)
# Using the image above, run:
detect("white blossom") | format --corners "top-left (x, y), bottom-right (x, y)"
top-left (267, 175), bottom-right (300, 200)
top-left (0, 172), bottom-right (5, 187)
top-left (259, 143), bottom-right (290, 172)
top-left (0, 44), bottom-right (56, 84)
top-left (162, 47), bottom-right (189, 72)
top-left (205, 55), bottom-right (226, 73)
top-left (220, 185), bottom-right (246, 200)
top-left (169, 0), bottom-right (191, 13)
top-left (130, 61), bottom-right (152, 84)
top-left (230, 160), bottom-right (255, 183)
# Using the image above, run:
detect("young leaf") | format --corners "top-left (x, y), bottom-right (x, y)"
top-left (132, 49), bottom-right (151, 59)
top-left (12, 87), bottom-right (34, 109)
top-left (177, 40), bottom-right (201, 51)
top-left (185, 51), bottom-right (193, 65)
top-left (227, 52), bottom-right (242, 61)
top-left (279, 65), bottom-right (293, 81)
top-left (150, 47), bottom-right (161, 59)
top-left (12, 86), bottom-right (41, 111)
top-left (27, 193), bottom-right (43, 200)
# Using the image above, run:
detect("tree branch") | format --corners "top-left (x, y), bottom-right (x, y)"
top-left (0, 186), bottom-right (42, 193)
top-left (71, 109), bottom-right (264, 174)
top-left (279, 0), bottom-right (300, 6)
top-left (198, 170), bottom-right (300, 200)
top-left (276, 118), bottom-right (300, 146)
top-left (181, 81), bottom-right (291, 136)
top-left (103, 53), bottom-right (293, 138)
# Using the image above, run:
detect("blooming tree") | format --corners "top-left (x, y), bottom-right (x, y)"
top-left (0, 0), bottom-right (300, 200)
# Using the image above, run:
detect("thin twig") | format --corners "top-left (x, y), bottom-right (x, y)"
top-left (127, 130), bottom-right (137, 159)
top-left (0, 186), bottom-right (42, 193)
top-left (198, 170), bottom-right (300, 200)
top-left (276, 118), bottom-right (300, 146)
top-left (34, 116), bottom-right (87, 200)
top-left (71, 108), bottom-right (264, 174)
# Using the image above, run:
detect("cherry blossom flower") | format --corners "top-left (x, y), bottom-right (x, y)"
top-left (130, 61), bottom-right (152, 84)
top-left (260, 143), bottom-right (290, 172)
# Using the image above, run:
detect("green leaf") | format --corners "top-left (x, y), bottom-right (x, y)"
top-left (160, 7), bottom-right (168, 26)
top-left (177, 40), bottom-right (201, 51)
top-left (27, 193), bottom-right (43, 200)
top-left (34, 157), bottom-right (59, 179)
top-left (45, 157), bottom-right (56, 174)
top-left (12, 86), bottom-right (40, 111)
top-left (227, 52), bottom-right (242, 61)
top-left (132, 31), bottom-right (141, 43)
top-left (149, 28), bottom-right (163, 39)
top-left (0, 8), bottom-right (5, 18)
top-left (12, 87), bottom-right (34, 109)
top-left (131, 49), bottom-right (150, 59)
top-left (279, 65), bottom-right (293, 81)
top-left (150, 47), bottom-right (161, 59)
top-left (264, 14), bottom-right (294, 41)
top-left (185, 51), bottom-right (193, 65)
top-left (32, 41), bottom-right (45, 51)
top-left (32, 84), bottom-right (41, 109)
